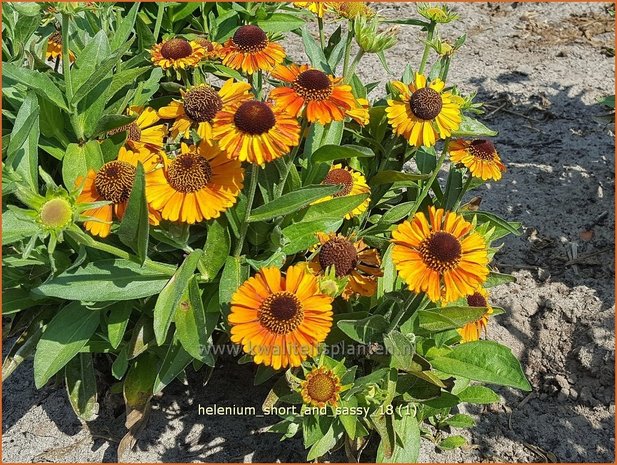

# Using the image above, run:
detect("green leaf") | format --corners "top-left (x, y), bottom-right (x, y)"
top-left (92, 114), bottom-right (137, 137)
top-left (6, 91), bottom-right (39, 190)
top-left (338, 396), bottom-right (358, 439)
top-left (438, 435), bottom-right (467, 450)
top-left (248, 184), bottom-right (339, 222)
top-left (370, 170), bottom-right (429, 186)
top-left (457, 385), bottom-right (501, 404)
top-left (484, 272), bottom-right (516, 288)
top-left (33, 302), bottom-right (101, 388)
top-left (153, 250), bottom-right (203, 345)
top-left (384, 331), bottom-right (417, 371)
top-left (112, 347), bottom-right (129, 380)
top-left (452, 115), bottom-right (497, 137)
top-left (301, 193), bottom-right (369, 222)
top-left (110, 2), bottom-right (140, 50)
top-left (3, 62), bottom-right (68, 110)
top-left (463, 211), bottom-right (522, 236)
top-left (107, 302), bottom-right (132, 349)
top-left (72, 30), bottom-right (111, 90)
top-left (200, 218), bottom-right (230, 281)
top-left (34, 259), bottom-right (172, 301)
top-left (281, 218), bottom-right (343, 255)
top-left (175, 277), bottom-right (212, 363)
top-left (337, 315), bottom-right (389, 344)
top-left (380, 414), bottom-right (420, 463)
top-left (373, 413), bottom-right (395, 460)
top-left (311, 144), bottom-right (374, 163)
top-left (153, 336), bottom-right (193, 394)
top-left (219, 256), bottom-right (248, 308)
top-left (118, 162), bottom-right (149, 264)
top-left (257, 13), bottom-right (305, 33)
top-left (301, 26), bottom-right (332, 73)
top-left (380, 201), bottom-right (416, 224)
top-left (431, 341), bottom-right (532, 391)
top-left (62, 141), bottom-right (104, 190)
top-left (418, 306), bottom-right (489, 332)
top-left (2, 210), bottom-right (39, 247)
top-left (2, 318), bottom-right (45, 381)
top-left (445, 413), bottom-right (476, 428)
top-left (306, 425), bottom-right (336, 461)
top-left (65, 353), bottom-right (99, 421)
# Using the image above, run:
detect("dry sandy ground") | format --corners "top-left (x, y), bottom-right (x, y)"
top-left (2, 2), bottom-right (615, 463)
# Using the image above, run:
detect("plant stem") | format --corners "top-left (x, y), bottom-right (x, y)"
top-left (61, 14), bottom-right (73, 102)
top-left (418, 22), bottom-right (436, 75)
top-left (345, 49), bottom-right (365, 83)
top-left (275, 118), bottom-right (308, 197)
top-left (453, 172), bottom-right (474, 210)
top-left (153, 3), bottom-right (164, 42)
top-left (342, 21), bottom-right (354, 78)
top-left (317, 16), bottom-right (326, 49)
top-left (411, 139), bottom-right (450, 216)
top-left (234, 165), bottom-right (259, 257)
top-left (67, 228), bottom-right (176, 276)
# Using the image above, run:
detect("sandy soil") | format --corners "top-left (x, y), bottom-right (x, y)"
top-left (3, 2), bottom-right (615, 463)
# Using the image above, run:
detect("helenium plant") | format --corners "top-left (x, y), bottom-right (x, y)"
top-left (2, 2), bottom-right (530, 462)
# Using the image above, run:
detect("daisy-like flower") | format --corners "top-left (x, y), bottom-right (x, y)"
top-left (270, 64), bottom-right (358, 125)
top-left (458, 287), bottom-right (493, 343)
top-left (46, 31), bottom-right (75, 62)
top-left (150, 37), bottom-right (206, 70)
top-left (229, 264), bottom-right (334, 370)
top-left (346, 97), bottom-right (370, 126)
top-left (293, 2), bottom-right (330, 18)
top-left (108, 106), bottom-right (167, 154)
top-left (158, 80), bottom-right (252, 141)
top-left (300, 366), bottom-right (342, 408)
top-left (386, 73), bottom-right (463, 147)
top-left (449, 139), bottom-right (506, 181)
top-left (220, 25), bottom-right (286, 75)
top-left (391, 206), bottom-right (489, 303)
top-left (312, 164), bottom-right (370, 219)
top-left (145, 141), bottom-right (243, 224)
top-left (76, 147), bottom-right (163, 238)
top-left (213, 99), bottom-right (301, 165)
top-left (308, 233), bottom-right (382, 300)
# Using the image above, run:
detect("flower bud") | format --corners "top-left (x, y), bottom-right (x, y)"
top-left (354, 17), bottom-right (398, 54)
top-left (417, 3), bottom-right (459, 24)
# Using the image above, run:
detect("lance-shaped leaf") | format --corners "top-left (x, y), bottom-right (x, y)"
top-left (118, 162), bottom-right (149, 264)
top-left (248, 184), bottom-right (339, 222)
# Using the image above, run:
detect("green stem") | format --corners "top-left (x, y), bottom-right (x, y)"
top-left (453, 172), bottom-right (474, 210)
top-left (61, 14), bottom-right (73, 102)
top-left (342, 21), bottom-right (354, 78)
top-left (153, 3), bottom-right (164, 42)
top-left (67, 228), bottom-right (176, 276)
top-left (317, 16), bottom-right (326, 49)
top-left (345, 49), bottom-right (365, 83)
top-left (234, 165), bottom-right (259, 257)
top-left (411, 139), bottom-right (450, 215)
top-left (275, 118), bottom-right (308, 197)
top-left (418, 22), bottom-right (436, 75)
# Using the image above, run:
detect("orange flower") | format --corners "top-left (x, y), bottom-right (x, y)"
top-left (220, 25), bottom-right (286, 74)
top-left (270, 64), bottom-right (360, 125)
top-left (458, 287), bottom-right (494, 342)
top-left (76, 148), bottom-right (162, 238)
top-left (150, 37), bottom-right (206, 70)
top-left (449, 139), bottom-right (506, 181)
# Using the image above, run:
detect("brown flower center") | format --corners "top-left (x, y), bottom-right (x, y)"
top-left (108, 122), bottom-right (141, 141)
top-left (292, 69), bottom-right (333, 101)
top-left (419, 231), bottom-right (462, 272)
top-left (183, 85), bottom-right (223, 123)
top-left (468, 139), bottom-right (496, 161)
top-left (233, 101), bottom-right (276, 135)
top-left (306, 372), bottom-right (337, 403)
top-left (49, 31), bottom-right (62, 44)
top-left (322, 168), bottom-right (354, 197)
top-left (160, 38), bottom-right (193, 60)
top-left (319, 236), bottom-right (358, 277)
top-left (232, 25), bottom-right (267, 53)
top-left (94, 161), bottom-right (136, 203)
top-left (258, 291), bottom-right (304, 334)
top-left (467, 292), bottom-right (488, 308)
top-left (409, 87), bottom-right (443, 120)
top-left (167, 152), bottom-right (213, 193)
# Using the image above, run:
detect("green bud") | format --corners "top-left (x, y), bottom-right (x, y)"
top-left (354, 16), bottom-right (398, 54)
